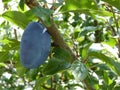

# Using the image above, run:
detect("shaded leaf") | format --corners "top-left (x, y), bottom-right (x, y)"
top-left (102, 0), bottom-right (120, 10)
top-left (16, 66), bottom-right (27, 76)
top-left (53, 47), bottom-right (71, 62)
top-left (35, 76), bottom-right (51, 90)
top-left (43, 58), bottom-right (71, 75)
top-left (0, 52), bottom-right (9, 62)
top-left (19, 0), bottom-right (25, 11)
top-left (31, 6), bottom-right (54, 26)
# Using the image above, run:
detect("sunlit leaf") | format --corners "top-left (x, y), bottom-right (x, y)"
top-left (81, 43), bottom-right (92, 59)
top-left (2, 11), bottom-right (30, 29)
top-left (102, 38), bottom-right (116, 47)
top-left (61, 0), bottom-right (97, 11)
top-left (88, 43), bottom-right (120, 75)
top-left (2, 0), bottom-right (11, 4)
top-left (0, 63), bottom-right (6, 67)
top-left (80, 26), bottom-right (97, 36)
top-left (0, 39), bottom-right (20, 50)
top-left (24, 10), bottom-right (36, 21)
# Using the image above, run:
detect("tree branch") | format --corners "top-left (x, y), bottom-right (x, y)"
top-left (24, 0), bottom-right (76, 63)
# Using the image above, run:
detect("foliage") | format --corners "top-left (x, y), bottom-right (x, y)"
top-left (0, 0), bottom-right (120, 90)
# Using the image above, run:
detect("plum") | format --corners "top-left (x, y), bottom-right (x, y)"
top-left (20, 22), bottom-right (51, 68)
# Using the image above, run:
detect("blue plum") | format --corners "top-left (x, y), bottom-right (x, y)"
top-left (20, 22), bottom-right (51, 68)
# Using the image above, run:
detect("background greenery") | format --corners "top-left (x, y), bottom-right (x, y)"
top-left (0, 0), bottom-right (120, 90)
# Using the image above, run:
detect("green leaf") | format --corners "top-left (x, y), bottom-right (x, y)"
top-left (61, 9), bottom-right (112, 21)
top-left (16, 66), bottom-right (27, 76)
top-left (0, 52), bottom-right (9, 62)
top-left (71, 60), bottom-right (88, 81)
top-left (31, 6), bottom-right (54, 26)
top-left (0, 38), bottom-right (19, 61)
top-left (2, 0), bottom-right (11, 4)
top-left (102, 38), bottom-right (116, 47)
top-left (35, 76), bottom-right (51, 90)
top-left (81, 43), bottom-right (92, 59)
top-left (0, 39), bottom-right (20, 50)
top-left (61, 0), bottom-right (97, 11)
top-left (88, 43), bottom-right (118, 60)
top-left (53, 47), bottom-right (72, 62)
top-left (27, 69), bottom-right (38, 80)
top-left (102, 0), bottom-right (120, 10)
top-left (114, 85), bottom-right (120, 90)
top-left (19, 0), bottom-right (25, 11)
top-left (60, 0), bottom-right (112, 18)
top-left (43, 58), bottom-right (71, 75)
top-left (0, 63), bottom-right (6, 67)
top-left (103, 71), bottom-right (109, 85)
top-left (24, 10), bottom-right (36, 21)
top-left (2, 11), bottom-right (30, 29)
top-left (88, 43), bottom-right (120, 75)
top-left (80, 26), bottom-right (97, 36)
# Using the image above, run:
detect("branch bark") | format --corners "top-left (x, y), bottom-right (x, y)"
top-left (24, 0), bottom-right (76, 63)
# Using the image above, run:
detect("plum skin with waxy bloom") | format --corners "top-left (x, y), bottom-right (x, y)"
top-left (20, 22), bottom-right (51, 68)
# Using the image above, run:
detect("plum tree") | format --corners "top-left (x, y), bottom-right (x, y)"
top-left (20, 22), bottom-right (51, 68)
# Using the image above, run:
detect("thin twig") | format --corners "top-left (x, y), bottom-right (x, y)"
top-left (14, 29), bottom-right (18, 40)
top-left (110, 6), bottom-right (119, 32)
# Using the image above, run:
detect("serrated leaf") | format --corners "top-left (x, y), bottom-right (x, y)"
top-left (43, 58), bottom-right (71, 75)
top-left (2, 11), bottom-right (30, 29)
top-left (31, 6), bottom-right (54, 26)
top-left (71, 60), bottom-right (88, 81)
